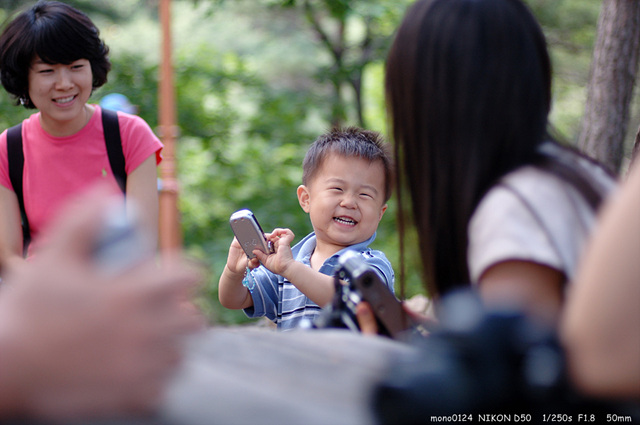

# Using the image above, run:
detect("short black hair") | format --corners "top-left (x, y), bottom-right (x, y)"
top-left (302, 126), bottom-right (394, 202)
top-left (0, 1), bottom-right (111, 108)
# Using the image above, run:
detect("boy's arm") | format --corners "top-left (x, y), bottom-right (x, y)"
top-left (278, 261), bottom-right (335, 307)
top-left (218, 266), bottom-right (254, 310)
top-left (218, 239), bottom-right (255, 310)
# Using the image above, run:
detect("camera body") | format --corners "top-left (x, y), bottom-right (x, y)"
top-left (313, 250), bottom-right (417, 340)
top-left (372, 290), bottom-right (638, 423)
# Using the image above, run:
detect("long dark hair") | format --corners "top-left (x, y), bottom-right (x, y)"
top-left (386, 0), bottom-right (607, 298)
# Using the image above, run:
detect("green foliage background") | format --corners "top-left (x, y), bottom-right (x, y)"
top-left (0, 0), bottom-right (636, 325)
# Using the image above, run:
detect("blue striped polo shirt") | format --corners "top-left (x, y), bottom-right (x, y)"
top-left (243, 232), bottom-right (395, 330)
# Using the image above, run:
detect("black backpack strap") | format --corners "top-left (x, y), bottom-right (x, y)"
top-left (6, 123), bottom-right (31, 255)
top-left (5, 111), bottom-right (125, 257)
top-left (101, 108), bottom-right (126, 194)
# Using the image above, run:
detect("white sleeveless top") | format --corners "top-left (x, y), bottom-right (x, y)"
top-left (468, 145), bottom-right (617, 283)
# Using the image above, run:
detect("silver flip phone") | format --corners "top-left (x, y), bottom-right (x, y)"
top-left (229, 209), bottom-right (273, 259)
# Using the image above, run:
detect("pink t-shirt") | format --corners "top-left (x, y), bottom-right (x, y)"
top-left (0, 105), bottom-right (163, 253)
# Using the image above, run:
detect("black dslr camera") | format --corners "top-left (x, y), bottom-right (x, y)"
top-left (371, 290), bottom-right (640, 423)
top-left (313, 250), bottom-right (425, 340)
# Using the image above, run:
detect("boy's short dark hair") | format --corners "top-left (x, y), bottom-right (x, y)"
top-left (302, 126), bottom-right (394, 202)
top-left (0, 1), bottom-right (111, 109)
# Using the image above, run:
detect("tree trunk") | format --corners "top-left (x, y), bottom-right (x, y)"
top-left (578, 0), bottom-right (640, 174)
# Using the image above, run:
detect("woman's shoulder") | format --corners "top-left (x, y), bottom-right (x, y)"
top-left (482, 165), bottom-right (570, 210)
top-left (494, 152), bottom-right (616, 208)
top-left (468, 167), bottom-right (581, 283)
top-left (93, 104), bottom-right (154, 135)
top-left (468, 155), bottom-right (614, 282)
top-left (1, 113), bottom-right (41, 147)
top-left (539, 141), bottom-right (618, 192)
top-left (9, 113), bottom-right (40, 132)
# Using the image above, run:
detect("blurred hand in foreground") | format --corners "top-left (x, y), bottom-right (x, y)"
top-left (0, 185), bottom-right (204, 421)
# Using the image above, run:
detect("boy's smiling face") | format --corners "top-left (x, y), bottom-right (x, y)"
top-left (297, 152), bottom-right (388, 252)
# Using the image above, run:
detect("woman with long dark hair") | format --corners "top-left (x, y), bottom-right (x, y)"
top-left (385, 0), bottom-right (616, 324)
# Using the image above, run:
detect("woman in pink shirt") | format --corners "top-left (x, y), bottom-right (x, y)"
top-left (0, 1), bottom-right (162, 274)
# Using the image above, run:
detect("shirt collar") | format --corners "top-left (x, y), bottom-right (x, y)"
top-left (294, 232), bottom-right (377, 269)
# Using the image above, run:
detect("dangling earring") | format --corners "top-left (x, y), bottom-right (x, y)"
top-left (19, 97), bottom-right (27, 106)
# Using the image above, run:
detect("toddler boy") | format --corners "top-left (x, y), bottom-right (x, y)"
top-left (218, 127), bottom-right (394, 330)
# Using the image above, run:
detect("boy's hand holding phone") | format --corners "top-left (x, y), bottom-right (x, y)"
top-left (221, 209), bottom-right (279, 309)
top-left (253, 228), bottom-right (296, 277)
top-left (225, 237), bottom-right (259, 276)
top-left (228, 209), bottom-right (299, 277)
